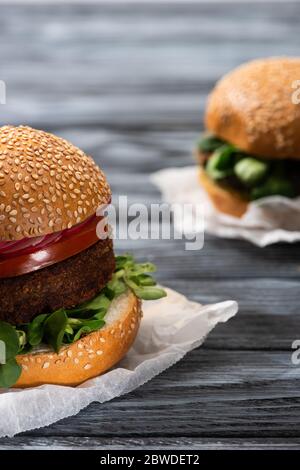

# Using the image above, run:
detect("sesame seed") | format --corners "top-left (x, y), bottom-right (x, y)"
top-left (43, 362), bottom-right (50, 369)
top-left (84, 364), bottom-right (92, 370)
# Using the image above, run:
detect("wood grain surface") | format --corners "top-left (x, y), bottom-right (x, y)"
top-left (0, 1), bottom-right (300, 450)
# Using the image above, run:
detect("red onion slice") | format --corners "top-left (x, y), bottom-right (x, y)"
top-left (0, 214), bottom-right (96, 258)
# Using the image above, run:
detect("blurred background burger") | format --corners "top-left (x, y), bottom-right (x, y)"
top-left (197, 57), bottom-right (300, 217)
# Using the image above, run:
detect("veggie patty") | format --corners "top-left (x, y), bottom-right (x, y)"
top-left (0, 238), bottom-right (115, 325)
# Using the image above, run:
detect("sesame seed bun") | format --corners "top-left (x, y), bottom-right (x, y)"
top-left (199, 168), bottom-right (248, 218)
top-left (15, 290), bottom-right (142, 388)
top-left (205, 57), bottom-right (300, 159)
top-left (0, 125), bottom-right (111, 241)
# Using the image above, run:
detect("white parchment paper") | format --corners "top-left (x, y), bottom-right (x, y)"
top-left (0, 287), bottom-right (237, 437)
top-left (152, 166), bottom-right (300, 247)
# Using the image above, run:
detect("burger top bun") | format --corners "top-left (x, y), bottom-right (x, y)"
top-left (0, 126), bottom-right (111, 241)
top-left (205, 57), bottom-right (300, 160)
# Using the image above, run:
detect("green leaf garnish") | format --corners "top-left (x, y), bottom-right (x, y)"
top-left (128, 284), bottom-right (167, 301)
top-left (79, 294), bottom-right (111, 312)
top-left (197, 134), bottom-right (225, 153)
top-left (120, 258), bottom-right (167, 300)
top-left (0, 321), bottom-right (22, 388)
top-left (0, 358), bottom-right (22, 389)
top-left (205, 144), bottom-right (236, 180)
top-left (115, 254), bottom-right (134, 270)
top-left (17, 330), bottom-right (27, 351)
top-left (68, 293), bottom-right (111, 316)
top-left (105, 277), bottom-right (127, 298)
top-left (200, 136), bottom-right (298, 201)
top-left (44, 309), bottom-right (68, 353)
top-left (132, 274), bottom-right (156, 286)
top-left (73, 320), bottom-right (105, 342)
top-left (234, 158), bottom-right (269, 187)
top-left (251, 176), bottom-right (296, 200)
top-left (0, 321), bottom-right (20, 360)
top-left (27, 313), bottom-right (48, 346)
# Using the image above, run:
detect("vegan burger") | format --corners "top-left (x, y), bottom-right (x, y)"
top-left (197, 58), bottom-right (300, 217)
top-left (0, 126), bottom-right (166, 388)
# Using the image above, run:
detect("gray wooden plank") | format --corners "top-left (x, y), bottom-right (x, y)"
top-left (161, 279), bottom-right (300, 350)
top-left (115, 238), bottom-right (300, 280)
top-left (0, 2), bottom-right (300, 128)
top-left (8, 350), bottom-right (300, 439)
top-left (2, 436), bottom-right (300, 450)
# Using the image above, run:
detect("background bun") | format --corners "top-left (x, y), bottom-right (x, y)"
top-left (0, 126), bottom-right (111, 240)
top-left (205, 57), bottom-right (300, 159)
top-left (199, 169), bottom-right (248, 218)
top-left (15, 290), bottom-right (142, 388)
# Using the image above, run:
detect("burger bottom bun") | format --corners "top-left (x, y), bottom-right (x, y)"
top-left (199, 168), bottom-right (248, 218)
top-left (15, 290), bottom-right (142, 388)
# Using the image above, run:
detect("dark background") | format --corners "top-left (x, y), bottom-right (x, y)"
top-left (1, 1), bottom-right (300, 450)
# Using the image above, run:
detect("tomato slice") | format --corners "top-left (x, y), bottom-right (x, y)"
top-left (0, 215), bottom-right (107, 278)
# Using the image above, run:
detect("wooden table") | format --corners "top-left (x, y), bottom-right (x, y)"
top-left (1, 1), bottom-right (300, 450)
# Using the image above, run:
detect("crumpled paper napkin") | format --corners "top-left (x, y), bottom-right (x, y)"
top-left (152, 166), bottom-right (300, 247)
top-left (0, 287), bottom-right (237, 437)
